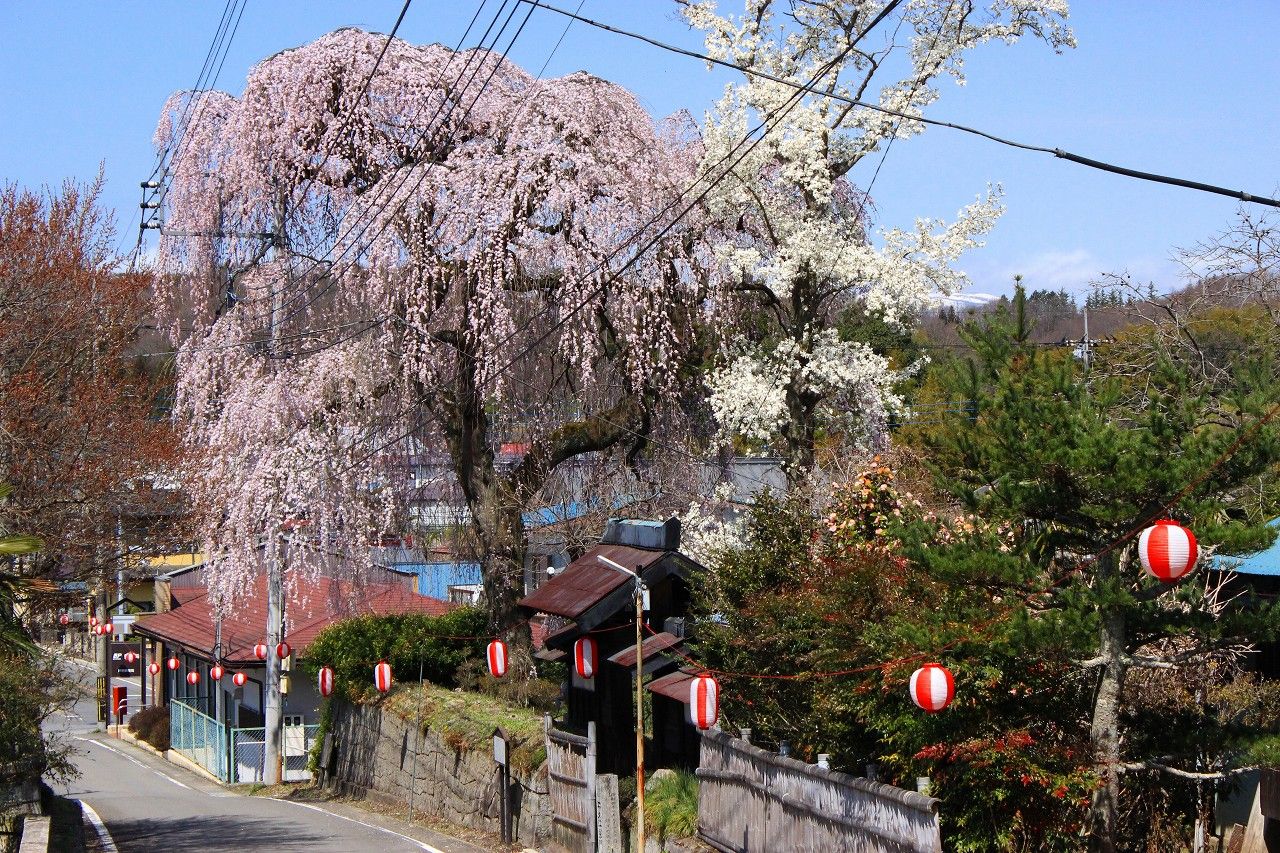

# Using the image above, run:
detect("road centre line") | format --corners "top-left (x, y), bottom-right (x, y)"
top-left (79, 800), bottom-right (120, 853)
top-left (275, 798), bottom-right (443, 852)
top-left (76, 737), bottom-right (193, 790)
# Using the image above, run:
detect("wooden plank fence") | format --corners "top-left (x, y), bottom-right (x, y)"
top-left (544, 715), bottom-right (597, 853)
top-left (697, 730), bottom-right (942, 853)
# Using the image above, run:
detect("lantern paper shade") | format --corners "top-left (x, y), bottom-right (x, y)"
top-left (148, 662), bottom-right (160, 675)
top-left (318, 666), bottom-right (335, 697)
top-left (574, 637), bottom-right (597, 679)
top-left (210, 665), bottom-right (224, 681)
top-left (123, 652), bottom-right (137, 664)
top-left (59, 613), bottom-right (69, 626)
top-left (89, 615), bottom-right (98, 627)
top-left (487, 640), bottom-right (508, 679)
top-left (186, 671), bottom-right (200, 686)
top-left (374, 660), bottom-right (393, 693)
top-left (232, 672), bottom-right (247, 687)
top-left (1138, 520), bottom-right (1198, 582)
top-left (276, 642), bottom-right (291, 660)
top-left (253, 643), bottom-right (268, 661)
top-left (909, 663), bottom-right (955, 713)
top-left (690, 674), bottom-right (719, 730)
top-left (167, 656), bottom-right (180, 671)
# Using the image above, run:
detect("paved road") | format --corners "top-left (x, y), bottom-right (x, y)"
top-left (46, 658), bottom-right (476, 853)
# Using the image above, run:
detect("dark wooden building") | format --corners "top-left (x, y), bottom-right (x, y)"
top-left (519, 518), bottom-right (706, 775)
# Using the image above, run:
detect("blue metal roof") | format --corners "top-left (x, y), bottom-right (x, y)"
top-left (1214, 518), bottom-right (1280, 577)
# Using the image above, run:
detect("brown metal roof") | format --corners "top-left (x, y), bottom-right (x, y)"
top-left (647, 667), bottom-right (699, 703)
top-left (133, 574), bottom-right (452, 663)
top-left (607, 632), bottom-right (684, 669)
top-left (518, 544), bottom-right (668, 619)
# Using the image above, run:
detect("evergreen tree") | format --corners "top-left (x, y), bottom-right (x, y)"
top-left (917, 285), bottom-right (1280, 851)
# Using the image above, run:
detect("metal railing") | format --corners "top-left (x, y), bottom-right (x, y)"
top-left (170, 699), bottom-right (229, 781)
top-left (169, 701), bottom-right (317, 784)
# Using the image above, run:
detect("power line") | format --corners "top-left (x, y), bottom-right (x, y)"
top-left (525, 0), bottom-right (1280, 210)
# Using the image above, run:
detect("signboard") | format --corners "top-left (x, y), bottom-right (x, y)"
top-left (493, 733), bottom-right (507, 766)
top-left (109, 641), bottom-right (143, 678)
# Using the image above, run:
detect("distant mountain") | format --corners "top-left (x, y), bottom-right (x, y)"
top-left (938, 291), bottom-right (1001, 307)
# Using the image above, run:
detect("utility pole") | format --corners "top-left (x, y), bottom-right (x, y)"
top-left (598, 556), bottom-right (647, 853)
top-left (262, 201), bottom-right (287, 785)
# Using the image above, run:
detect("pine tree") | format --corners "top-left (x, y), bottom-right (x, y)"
top-left (917, 285), bottom-right (1280, 850)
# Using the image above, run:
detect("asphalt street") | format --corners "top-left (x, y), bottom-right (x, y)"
top-left (46, 656), bottom-right (477, 853)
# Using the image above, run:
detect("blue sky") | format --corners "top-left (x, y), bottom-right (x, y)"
top-left (2, 1), bottom-right (1277, 299)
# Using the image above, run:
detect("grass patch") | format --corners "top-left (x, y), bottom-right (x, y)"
top-left (645, 770), bottom-right (699, 843)
top-left (384, 682), bottom-right (547, 772)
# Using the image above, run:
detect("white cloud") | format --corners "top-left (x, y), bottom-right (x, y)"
top-left (965, 250), bottom-right (1180, 297)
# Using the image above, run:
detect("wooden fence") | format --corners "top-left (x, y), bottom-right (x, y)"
top-left (544, 715), bottom-right (597, 853)
top-left (697, 730), bottom-right (942, 853)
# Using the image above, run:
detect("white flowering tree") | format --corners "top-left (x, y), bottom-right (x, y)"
top-left (681, 0), bottom-right (1074, 480)
top-left (153, 30), bottom-right (709, 630)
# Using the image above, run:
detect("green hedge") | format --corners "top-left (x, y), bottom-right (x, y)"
top-left (303, 608), bottom-right (488, 698)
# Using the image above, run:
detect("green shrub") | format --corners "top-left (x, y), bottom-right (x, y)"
top-left (128, 705), bottom-right (170, 751)
top-left (645, 770), bottom-right (699, 843)
top-left (303, 607), bottom-right (489, 698)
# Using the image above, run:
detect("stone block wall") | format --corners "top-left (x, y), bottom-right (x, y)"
top-left (326, 698), bottom-right (551, 847)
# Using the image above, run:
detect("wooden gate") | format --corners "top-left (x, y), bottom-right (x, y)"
top-left (544, 715), bottom-right (598, 853)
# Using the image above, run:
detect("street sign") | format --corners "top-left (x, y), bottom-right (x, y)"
top-left (492, 732), bottom-right (507, 766)
top-left (109, 642), bottom-right (143, 678)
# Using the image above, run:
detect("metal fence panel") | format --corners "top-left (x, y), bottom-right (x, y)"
top-left (230, 726), bottom-right (317, 783)
top-left (169, 700), bottom-right (228, 782)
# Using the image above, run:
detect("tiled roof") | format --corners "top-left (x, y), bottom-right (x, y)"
top-left (133, 574), bottom-right (452, 663)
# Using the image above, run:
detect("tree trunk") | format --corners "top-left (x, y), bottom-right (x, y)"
top-left (781, 380), bottom-right (818, 488)
top-left (1088, 605), bottom-right (1127, 852)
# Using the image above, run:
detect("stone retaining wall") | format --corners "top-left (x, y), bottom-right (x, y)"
top-left (325, 698), bottom-right (551, 847)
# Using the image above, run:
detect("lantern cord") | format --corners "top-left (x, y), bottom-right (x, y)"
top-left (641, 399), bottom-right (1280, 685)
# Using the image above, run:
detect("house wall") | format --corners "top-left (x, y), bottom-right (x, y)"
top-left (326, 697), bottom-right (551, 847)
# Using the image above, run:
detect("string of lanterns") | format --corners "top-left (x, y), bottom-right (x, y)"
top-left (93, 521), bottom-right (1196, 733)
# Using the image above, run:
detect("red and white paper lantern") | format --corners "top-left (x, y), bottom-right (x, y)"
top-left (186, 671), bottom-right (200, 686)
top-left (167, 656), bottom-right (180, 671)
top-left (59, 613), bottom-right (70, 626)
top-left (210, 664), bottom-right (224, 681)
top-left (89, 615), bottom-right (98, 627)
top-left (92, 624), bottom-right (103, 636)
top-left (909, 663), bottom-right (955, 713)
top-left (253, 643), bottom-right (268, 661)
top-left (275, 642), bottom-right (291, 660)
top-left (104, 622), bottom-right (114, 635)
top-left (374, 660), bottom-right (393, 693)
top-left (318, 666), bottom-right (335, 697)
top-left (1138, 520), bottom-right (1198, 582)
top-left (574, 637), bottom-right (597, 680)
top-left (689, 674), bottom-right (720, 730)
top-left (148, 662), bottom-right (160, 676)
top-left (123, 652), bottom-right (137, 665)
top-left (487, 640), bottom-right (508, 679)
top-left (232, 672), bottom-right (248, 687)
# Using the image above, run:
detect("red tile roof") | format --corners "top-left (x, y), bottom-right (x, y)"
top-left (133, 575), bottom-right (452, 663)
